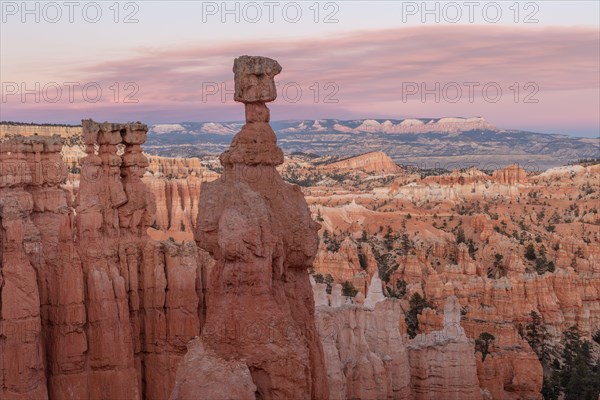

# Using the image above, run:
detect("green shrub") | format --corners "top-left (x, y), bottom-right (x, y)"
top-left (405, 293), bottom-right (433, 339)
top-left (475, 332), bottom-right (495, 361)
top-left (341, 281), bottom-right (358, 297)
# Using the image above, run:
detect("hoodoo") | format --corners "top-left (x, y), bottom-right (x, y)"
top-left (173, 56), bottom-right (329, 399)
top-left (0, 124), bottom-right (206, 400)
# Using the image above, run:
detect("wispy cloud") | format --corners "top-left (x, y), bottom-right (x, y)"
top-left (2, 25), bottom-right (598, 135)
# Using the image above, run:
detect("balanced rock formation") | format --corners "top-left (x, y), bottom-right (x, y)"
top-left (180, 56), bottom-right (328, 400)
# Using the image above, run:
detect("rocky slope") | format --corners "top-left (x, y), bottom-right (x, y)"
top-left (305, 159), bottom-right (599, 399)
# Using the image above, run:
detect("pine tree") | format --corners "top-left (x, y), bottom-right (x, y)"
top-left (341, 281), bottom-right (358, 297)
top-left (556, 326), bottom-right (600, 400)
top-left (455, 227), bottom-right (466, 244)
top-left (525, 311), bottom-right (551, 365)
top-left (475, 332), bottom-right (495, 361)
top-left (525, 243), bottom-right (537, 261)
top-left (405, 293), bottom-right (433, 339)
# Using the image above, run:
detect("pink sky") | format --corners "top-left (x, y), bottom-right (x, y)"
top-left (1, 25), bottom-right (599, 137)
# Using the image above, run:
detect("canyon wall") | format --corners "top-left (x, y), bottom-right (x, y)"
top-left (143, 156), bottom-right (210, 241)
top-left (0, 135), bottom-right (65, 400)
top-left (0, 124), bottom-right (206, 400)
top-left (0, 124), bottom-right (82, 140)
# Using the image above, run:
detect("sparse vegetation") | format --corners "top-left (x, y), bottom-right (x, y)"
top-left (475, 332), bottom-right (495, 361)
top-left (525, 244), bottom-right (537, 261)
top-left (341, 281), bottom-right (358, 297)
top-left (322, 230), bottom-right (342, 252)
top-left (456, 227), bottom-right (466, 244)
top-left (385, 279), bottom-right (407, 299)
top-left (313, 273), bottom-right (334, 294)
top-left (405, 293), bottom-right (434, 339)
top-left (592, 330), bottom-right (600, 345)
top-left (542, 327), bottom-right (600, 400)
top-left (487, 253), bottom-right (507, 279)
top-left (525, 311), bottom-right (551, 365)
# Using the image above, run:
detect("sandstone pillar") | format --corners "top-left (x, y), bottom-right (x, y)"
top-left (190, 56), bottom-right (328, 400)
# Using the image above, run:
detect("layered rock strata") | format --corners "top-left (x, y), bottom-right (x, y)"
top-left (182, 55), bottom-right (328, 400)
top-left (0, 135), bottom-right (66, 400)
top-left (312, 288), bottom-right (483, 400)
top-left (408, 296), bottom-right (482, 400)
top-left (1, 124), bottom-right (205, 400)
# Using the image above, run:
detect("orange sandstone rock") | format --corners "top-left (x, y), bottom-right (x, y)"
top-left (190, 56), bottom-right (328, 400)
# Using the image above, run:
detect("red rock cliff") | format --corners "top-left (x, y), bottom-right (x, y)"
top-left (0, 125), bottom-right (206, 400)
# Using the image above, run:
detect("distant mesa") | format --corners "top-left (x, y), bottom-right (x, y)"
top-left (321, 151), bottom-right (401, 174)
top-left (331, 116), bottom-right (495, 134)
top-left (2, 116), bottom-right (495, 139)
top-left (146, 117), bottom-right (494, 137)
top-left (149, 123), bottom-right (186, 134)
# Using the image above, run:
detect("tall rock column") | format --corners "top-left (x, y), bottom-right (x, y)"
top-left (0, 137), bottom-right (53, 400)
top-left (78, 120), bottom-right (202, 400)
top-left (189, 56), bottom-right (328, 400)
top-left (77, 120), bottom-right (142, 399)
top-left (1, 127), bottom-right (205, 399)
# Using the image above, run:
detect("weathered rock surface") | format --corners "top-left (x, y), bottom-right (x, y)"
top-left (1, 125), bottom-right (206, 400)
top-left (364, 271), bottom-right (386, 309)
top-left (0, 135), bottom-right (65, 400)
top-left (0, 123), bottom-right (82, 139)
top-left (169, 338), bottom-right (256, 400)
top-left (408, 296), bottom-right (482, 400)
top-left (313, 294), bottom-right (483, 400)
top-left (492, 164), bottom-right (528, 185)
top-left (322, 151), bottom-right (401, 174)
top-left (190, 55), bottom-right (328, 400)
top-left (143, 156), bottom-right (211, 240)
top-left (314, 300), bottom-right (412, 400)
